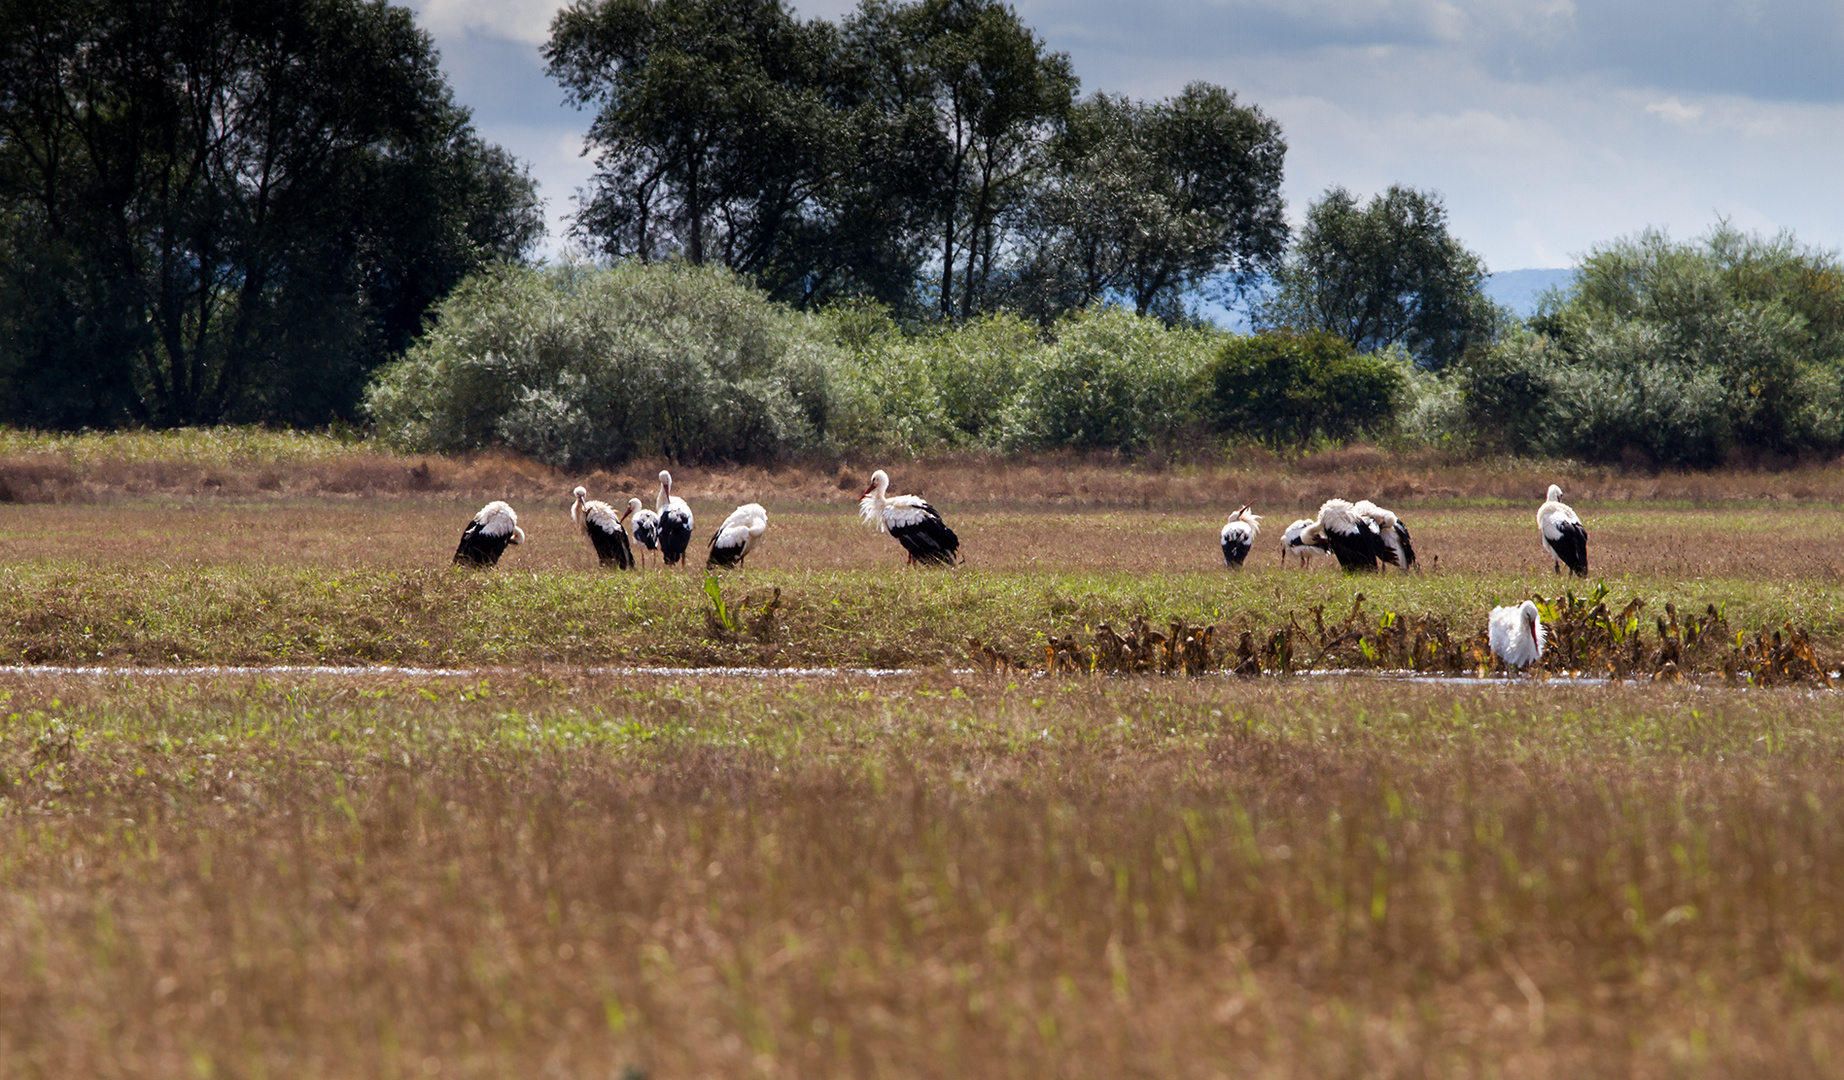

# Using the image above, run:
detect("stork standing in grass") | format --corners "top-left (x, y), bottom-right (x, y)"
top-left (1280, 518), bottom-right (1330, 567)
top-left (1219, 504), bottom-right (1261, 568)
top-left (1538, 484), bottom-right (1589, 576)
top-left (623, 497), bottom-right (661, 568)
top-left (1313, 499), bottom-right (1384, 572)
top-left (1489, 600), bottom-right (1545, 671)
top-left (454, 501), bottom-right (524, 566)
top-left (706, 503), bottom-right (769, 569)
top-left (655, 470), bottom-right (694, 566)
top-left (860, 469), bottom-right (960, 566)
top-left (572, 486), bottom-right (633, 569)
top-left (1353, 499), bottom-right (1416, 570)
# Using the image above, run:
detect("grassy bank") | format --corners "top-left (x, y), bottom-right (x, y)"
top-left (5, 670), bottom-right (1844, 1076)
top-left (2, 561), bottom-right (1841, 673)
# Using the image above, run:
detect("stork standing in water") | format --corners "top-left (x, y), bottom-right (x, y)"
top-left (1280, 518), bottom-right (1330, 567)
top-left (572, 487), bottom-right (633, 569)
top-left (1313, 499), bottom-right (1384, 572)
top-left (860, 469), bottom-right (960, 566)
top-left (655, 470), bottom-right (694, 566)
top-left (454, 501), bottom-right (525, 566)
top-left (1489, 600), bottom-right (1545, 671)
top-left (1538, 484), bottom-right (1589, 576)
top-left (706, 503), bottom-right (769, 569)
top-left (623, 497), bottom-right (661, 568)
top-left (1353, 499), bottom-right (1416, 570)
top-left (1219, 504), bottom-right (1261, 568)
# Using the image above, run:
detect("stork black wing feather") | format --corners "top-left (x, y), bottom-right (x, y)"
top-left (892, 517), bottom-right (960, 566)
top-left (1221, 534), bottom-right (1252, 568)
top-left (454, 523), bottom-right (511, 567)
top-left (586, 520), bottom-right (634, 569)
top-left (1552, 521), bottom-right (1589, 576)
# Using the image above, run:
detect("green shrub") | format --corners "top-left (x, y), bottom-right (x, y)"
top-left (364, 261), bottom-right (846, 466)
top-left (1205, 330), bottom-right (1406, 448)
top-left (1004, 307), bottom-right (1222, 453)
top-left (1465, 226), bottom-right (1844, 466)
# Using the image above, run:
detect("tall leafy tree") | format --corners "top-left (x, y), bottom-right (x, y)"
top-left (1010, 83), bottom-right (1287, 321)
top-left (0, 0), bottom-right (541, 427)
top-left (848, 0), bottom-right (1075, 319)
top-left (1261, 185), bottom-right (1495, 370)
top-left (547, 0), bottom-right (835, 272)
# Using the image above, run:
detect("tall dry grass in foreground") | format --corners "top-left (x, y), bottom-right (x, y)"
top-left (4, 673), bottom-right (1844, 1077)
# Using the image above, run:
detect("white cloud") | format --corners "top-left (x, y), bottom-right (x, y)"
top-left (411, 0), bottom-right (560, 47)
top-left (1645, 97), bottom-right (1704, 125)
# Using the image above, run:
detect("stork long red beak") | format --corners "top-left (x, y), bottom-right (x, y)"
top-left (862, 484), bottom-right (875, 497)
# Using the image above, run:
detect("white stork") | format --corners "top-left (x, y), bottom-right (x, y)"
top-left (1538, 484), bottom-right (1589, 577)
top-left (454, 501), bottom-right (524, 566)
top-left (1489, 600), bottom-right (1545, 670)
top-left (860, 469), bottom-right (960, 566)
top-left (572, 486), bottom-right (633, 569)
top-left (1353, 499), bottom-right (1416, 570)
top-left (1219, 504), bottom-right (1261, 568)
top-left (623, 497), bottom-right (662, 568)
top-left (1313, 499), bottom-right (1384, 572)
top-left (655, 470), bottom-right (694, 566)
top-left (706, 503), bottom-right (769, 569)
top-left (1280, 518), bottom-right (1331, 567)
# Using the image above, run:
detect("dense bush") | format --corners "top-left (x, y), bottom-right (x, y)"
top-left (1463, 227), bottom-right (1844, 466)
top-left (364, 262), bottom-right (848, 466)
top-left (368, 259), bottom-right (1425, 463)
top-left (1205, 330), bottom-right (1407, 447)
top-left (1004, 308), bottom-right (1223, 452)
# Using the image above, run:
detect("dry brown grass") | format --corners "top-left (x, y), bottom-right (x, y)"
top-left (5, 671), bottom-right (1844, 1078)
top-left (10, 434), bottom-right (1844, 508)
top-left (6, 496), bottom-right (1844, 581)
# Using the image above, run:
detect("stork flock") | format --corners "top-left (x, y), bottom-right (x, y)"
top-left (454, 469), bottom-right (1589, 674)
top-left (453, 468), bottom-right (959, 573)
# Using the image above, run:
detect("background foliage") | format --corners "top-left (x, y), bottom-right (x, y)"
top-left (1463, 225), bottom-right (1844, 466)
top-left (0, 0), bottom-right (541, 429)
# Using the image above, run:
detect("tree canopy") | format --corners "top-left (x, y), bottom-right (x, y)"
top-left (547, 0), bottom-right (1290, 323)
top-left (0, 0), bottom-right (541, 428)
top-left (1009, 84), bottom-right (1287, 322)
top-left (1260, 185), bottom-right (1496, 370)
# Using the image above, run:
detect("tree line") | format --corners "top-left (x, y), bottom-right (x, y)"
top-left (9, 0), bottom-right (1844, 472)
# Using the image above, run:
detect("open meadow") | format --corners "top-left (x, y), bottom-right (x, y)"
top-left (5, 433), bottom-right (1844, 1077)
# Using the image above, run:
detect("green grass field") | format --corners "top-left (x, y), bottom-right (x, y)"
top-left (6, 434), bottom-right (1844, 1076)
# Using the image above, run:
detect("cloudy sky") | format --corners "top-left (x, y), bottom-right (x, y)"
top-left (409, 0), bottom-right (1844, 272)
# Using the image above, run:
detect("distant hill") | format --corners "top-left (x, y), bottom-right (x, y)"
top-left (1485, 268), bottom-right (1576, 316)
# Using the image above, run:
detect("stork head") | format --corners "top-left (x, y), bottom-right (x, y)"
top-left (510, 526), bottom-right (526, 546)
top-left (863, 469), bottom-right (890, 497)
top-left (572, 485), bottom-right (587, 502)
top-left (623, 497), bottom-right (641, 521)
top-left (1521, 599), bottom-right (1543, 645)
top-left (1547, 483), bottom-right (1564, 503)
top-left (659, 470), bottom-right (673, 493)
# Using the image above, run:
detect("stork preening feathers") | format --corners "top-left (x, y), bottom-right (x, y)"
top-left (454, 501), bottom-right (524, 567)
top-left (1489, 600), bottom-right (1546, 670)
top-left (1539, 484), bottom-right (1589, 576)
top-left (1312, 499), bottom-right (1385, 571)
top-left (1280, 518), bottom-right (1331, 566)
top-left (706, 503), bottom-right (768, 569)
top-left (1219, 504), bottom-right (1260, 568)
top-left (655, 470), bottom-right (694, 566)
top-left (1353, 500), bottom-right (1416, 570)
top-left (572, 487), bottom-right (633, 569)
top-left (625, 498), bottom-right (662, 566)
top-left (860, 469), bottom-right (960, 566)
